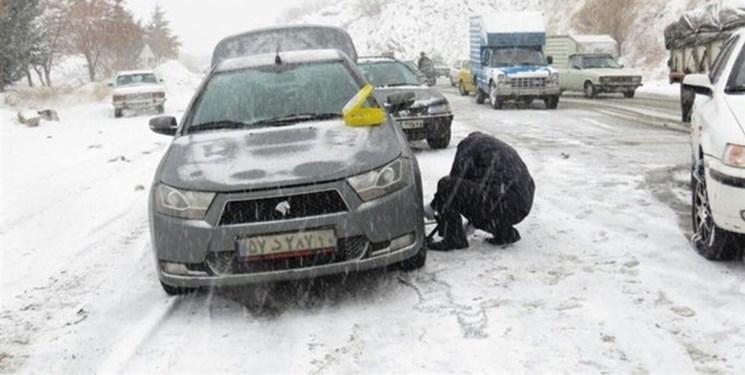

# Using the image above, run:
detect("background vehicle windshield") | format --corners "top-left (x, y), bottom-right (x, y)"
top-left (117, 73), bottom-right (157, 86)
top-left (358, 62), bottom-right (421, 87)
top-left (491, 48), bottom-right (546, 67)
top-left (731, 48), bottom-right (745, 90)
top-left (189, 62), bottom-right (360, 130)
top-left (583, 55), bottom-right (622, 69)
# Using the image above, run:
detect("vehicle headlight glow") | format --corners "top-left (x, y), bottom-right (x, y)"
top-left (155, 184), bottom-right (215, 220)
top-left (347, 158), bottom-right (412, 202)
top-left (723, 144), bottom-right (745, 168)
top-left (428, 103), bottom-right (451, 114)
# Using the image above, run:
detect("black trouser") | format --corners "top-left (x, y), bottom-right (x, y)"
top-left (430, 176), bottom-right (530, 245)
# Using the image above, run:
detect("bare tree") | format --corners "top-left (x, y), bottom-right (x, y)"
top-left (65, 0), bottom-right (112, 82)
top-left (573, 0), bottom-right (640, 54)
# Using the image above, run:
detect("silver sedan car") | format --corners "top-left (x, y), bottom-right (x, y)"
top-left (147, 49), bottom-right (426, 295)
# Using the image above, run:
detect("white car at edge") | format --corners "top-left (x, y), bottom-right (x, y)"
top-left (684, 29), bottom-right (745, 261)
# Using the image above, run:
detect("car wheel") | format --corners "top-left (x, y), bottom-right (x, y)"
top-left (681, 85), bottom-right (695, 123)
top-left (475, 88), bottom-right (486, 104)
top-left (489, 83), bottom-right (502, 110)
top-left (544, 96), bottom-right (559, 110)
top-left (691, 161), bottom-right (744, 261)
top-left (396, 246), bottom-right (427, 272)
top-left (114, 109), bottom-right (123, 118)
top-left (623, 91), bottom-right (636, 99)
top-left (427, 130), bottom-right (451, 149)
top-left (584, 81), bottom-right (597, 99)
top-left (458, 81), bottom-right (469, 96)
top-left (160, 281), bottom-right (198, 296)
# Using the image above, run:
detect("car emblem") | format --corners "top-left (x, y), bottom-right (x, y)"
top-left (274, 201), bottom-right (291, 218)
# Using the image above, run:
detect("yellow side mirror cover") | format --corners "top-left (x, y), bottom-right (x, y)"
top-left (343, 84), bottom-right (386, 127)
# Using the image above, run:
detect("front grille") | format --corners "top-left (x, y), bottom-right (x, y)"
top-left (603, 77), bottom-right (635, 84)
top-left (220, 191), bottom-right (348, 225)
top-left (205, 236), bottom-right (369, 275)
top-left (509, 77), bottom-right (546, 89)
top-left (128, 93), bottom-right (154, 100)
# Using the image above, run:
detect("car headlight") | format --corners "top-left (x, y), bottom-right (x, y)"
top-left (347, 158), bottom-right (412, 202)
top-left (428, 103), bottom-right (451, 114)
top-left (599, 77), bottom-right (611, 84)
top-left (724, 144), bottom-right (745, 168)
top-left (155, 184), bottom-right (215, 220)
top-left (496, 74), bottom-right (508, 85)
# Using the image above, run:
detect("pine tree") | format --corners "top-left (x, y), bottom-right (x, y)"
top-left (0, 0), bottom-right (43, 90)
top-left (145, 4), bottom-right (180, 61)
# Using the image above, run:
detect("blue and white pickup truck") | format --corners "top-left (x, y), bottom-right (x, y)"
top-left (470, 12), bottom-right (560, 109)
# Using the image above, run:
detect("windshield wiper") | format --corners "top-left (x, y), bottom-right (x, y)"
top-left (725, 86), bottom-right (745, 94)
top-left (248, 113), bottom-right (343, 128)
top-left (189, 120), bottom-right (253, 133)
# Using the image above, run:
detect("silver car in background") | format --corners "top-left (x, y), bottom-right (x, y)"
top-left (147, 29), bottom-right (426, 295)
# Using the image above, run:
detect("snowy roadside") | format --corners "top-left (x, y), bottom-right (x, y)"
top-left (637, 80), bottom-right (680, 98)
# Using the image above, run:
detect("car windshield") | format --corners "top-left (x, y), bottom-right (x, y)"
top-left (116, 73), bottom-right (157, 86)
top-left (358, 61), bottom-right (421, 87)
top-left (583, 55), bottom-right (622, 69)
top-left (729, 48), bottom-right (745, 92)
top-left (188, 62), bottom-right (361, 132)
top-left (491, 48), bottom-right (546, 67)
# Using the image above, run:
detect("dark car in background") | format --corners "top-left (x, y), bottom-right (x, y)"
top-left (358, 57), bottom-right (454, 149)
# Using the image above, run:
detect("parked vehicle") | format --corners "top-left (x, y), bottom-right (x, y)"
top-left (665, 2), bottom-right (745, 121)
top-left (456, 61), bottom-right (476, 96)
top-left (358, 56), bottom-right (454, 149)
top-left (110, 70), bottom-right (166, 118)
top-left (546, 35), bottom-right (642, 98)
top-left (433, 58), bottom-right (450, 78)
top-left (148, 26), bottom-right (426, 295)
top-left (683, 29), bottom-right (745, 261)
top-left (449, 59), bottom-right (469, 86)
top-left (470, 12), bottom-right (561, 109)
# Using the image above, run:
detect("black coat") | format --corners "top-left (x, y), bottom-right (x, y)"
top-left (449, 132), bottom-right (535, 217)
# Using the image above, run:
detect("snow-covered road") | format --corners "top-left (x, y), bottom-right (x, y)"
top-left (2, 78), bottom-right (744, 374)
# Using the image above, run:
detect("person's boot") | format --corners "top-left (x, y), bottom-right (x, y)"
top-left (427, 237), bottom-right (469, 252)
top-left (486, 227), bottom-right (521, 246)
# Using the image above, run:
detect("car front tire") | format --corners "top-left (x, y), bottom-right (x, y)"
top-left (691, 161), bottom-right (744, 261)
top-left (427, 129), bottom-right (451, 149)
top-left (476, 88), bottom-right (486, 104)
top-left (458, 81), bottom-right (469, 96)
top-left (584, 81), bottom-right (597, 99)
top-left (544, 96), bottom-right (559, 110)
top-left (623, 90), bottom-right (636, 99)
top-left (489, 83), bottom-right (502, 110)
top-left (396, 246), bottom-right (427, 271)
top-left (114, 109), bottom-right (123, 118)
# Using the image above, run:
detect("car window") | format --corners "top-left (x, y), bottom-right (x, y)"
top-left (189, 62), bottom-right (361, 130)
top-left (358, 61), bottom-right (420, 87)
top-left (582, 55), bottom-right (622, 69)
top-left (117, 73), bottom-right (157, 86)
top-left (710, 37), bottom-right (739, 83)
top-left (491, 48), bottom-right (546, 67)
top-left (727, 43), bottom-right (745, 91)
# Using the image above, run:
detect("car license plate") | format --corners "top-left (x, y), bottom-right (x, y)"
top-left (237, 230), bottom-right (336, 260)
top-left (399, 120), bottom-right (424, 129)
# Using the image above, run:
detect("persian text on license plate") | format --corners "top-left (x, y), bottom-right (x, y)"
top-left (399, 120), bottom-right (424, 129)
top-left (237, 230), bottom-right (337, 260)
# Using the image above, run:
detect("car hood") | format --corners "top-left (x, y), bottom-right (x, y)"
top-left (374, 86), bottom-right (448, 109)
top-left (158, 119), bottom-right (402, 192)
top-left (725, 95), bottom-right (745, 136)
top-left (591, 68), bottom-right (643, 77)
top-left (113, 84), bottom-right (165, 95)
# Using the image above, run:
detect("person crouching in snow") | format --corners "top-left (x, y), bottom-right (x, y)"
top-left (425, 132), bottom-right (535, 251)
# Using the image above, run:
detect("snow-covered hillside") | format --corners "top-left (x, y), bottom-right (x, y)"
top-left (290, 0), bottom-right (709, 78)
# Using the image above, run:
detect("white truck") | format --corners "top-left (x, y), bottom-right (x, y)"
top-left (546, 35), bottom-right (643, 98)
top-left (470, 12), bottom-right (561, 110)
top-left (664, 1), bottom-right (745, 121)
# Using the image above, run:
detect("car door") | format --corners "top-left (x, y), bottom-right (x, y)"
top-left (565, 56), bottom-right (582, 91)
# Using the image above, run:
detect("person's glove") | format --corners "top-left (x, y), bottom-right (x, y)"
top-left (423, 204), bottom-right (436, 221)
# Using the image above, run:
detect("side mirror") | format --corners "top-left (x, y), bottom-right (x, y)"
top-left (385, 92), bottom-right (416, 114)
top-left (149, 116), bottom-right (178, 136)
top-left (546, 56), bottom-right (554, 65)
top-left (683, 74), bottom-right (713, 97)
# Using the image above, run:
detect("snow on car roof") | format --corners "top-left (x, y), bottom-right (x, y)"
top-left (572, 35), bottom-right (617, 44)
top-left (481, 12), bottom-right (545, 34)
top-left (215, 49), bottom-right (347, 73)
top-left (358, 57), bottom-right (398, 64)
top-left (115, 70), bottom-right (156, 77)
